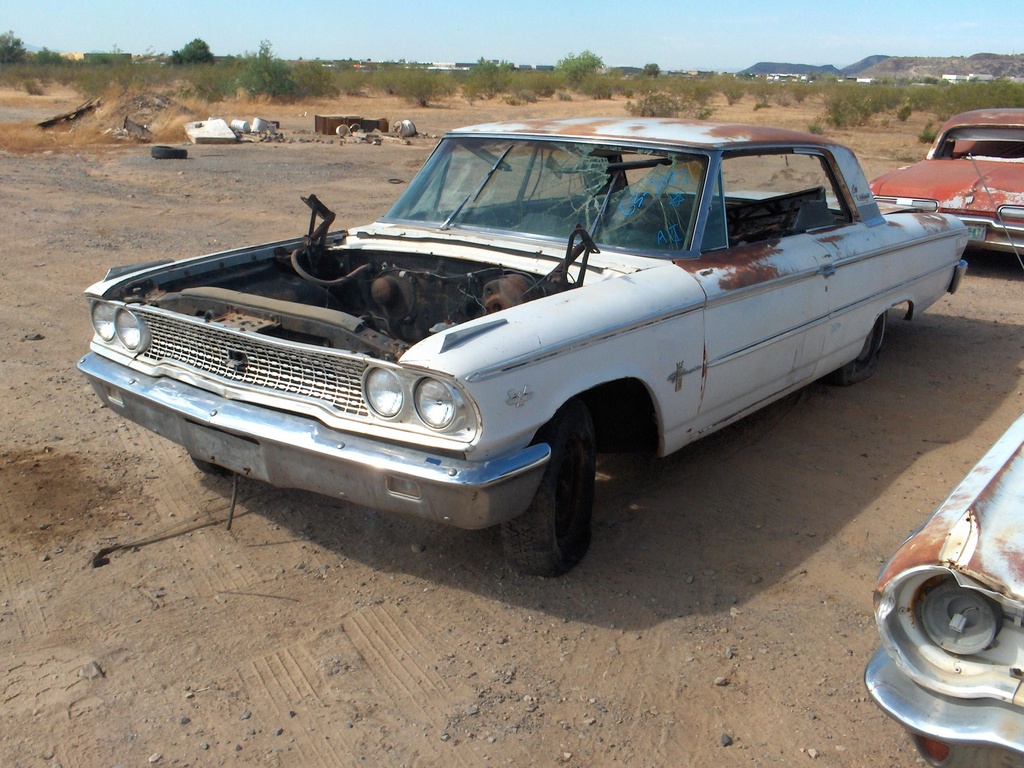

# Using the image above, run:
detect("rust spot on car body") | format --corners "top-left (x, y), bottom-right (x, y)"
top-left (673, 242), bottom-right (784, 291)
top-left (876, 418), bottom-right (1024, 602)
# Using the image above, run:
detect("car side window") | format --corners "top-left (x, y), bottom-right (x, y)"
top-left (702, 151), bottom-right (849, 251)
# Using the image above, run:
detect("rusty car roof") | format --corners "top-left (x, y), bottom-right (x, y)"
top-left (447, 117), bottom-right (843, 151)
top-left (938, 108), bottom-right (1024, 132)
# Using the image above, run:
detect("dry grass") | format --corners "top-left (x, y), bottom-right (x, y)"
top-left (0, 84), bottom-right (930, 180)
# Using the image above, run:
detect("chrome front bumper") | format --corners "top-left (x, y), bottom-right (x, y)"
top-left (79, 352), bottom-right (549, 529)
top-left (865, 648), bottom-right (1024, 767)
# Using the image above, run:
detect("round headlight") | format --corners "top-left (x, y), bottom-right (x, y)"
top-left (114, 308), bottom-right (149, 351)
top-left (365, 367), bottom-right (404, 418)
top-left (919, 579), bottom-right (1003, 656)
top-left (415, 378), bottom-right (457, 429)
top-left (91, 302), bottom-right (117, 342)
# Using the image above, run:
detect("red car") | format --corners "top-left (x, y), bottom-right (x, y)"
top-left (871, 109), bottom-right (1024, 255)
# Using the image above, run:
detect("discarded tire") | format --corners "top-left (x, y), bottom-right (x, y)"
top-left (151, 145), bottom-right (188, 160)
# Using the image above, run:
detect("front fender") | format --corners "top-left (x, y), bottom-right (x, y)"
top-left (401, 264), bottom-right (707, 460)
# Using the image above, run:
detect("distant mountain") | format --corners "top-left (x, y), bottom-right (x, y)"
top-left (839, 56), bottom-right (891, 76)
top-left (860, 53), bottom-right (1024, 79)
top-left (739, 61), bottom-right (842, 77)
top-left (739, 53), bottom-right (1024, 80)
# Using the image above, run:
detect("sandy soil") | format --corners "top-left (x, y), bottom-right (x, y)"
top-left (2, 87), bottom-right (1023, 768)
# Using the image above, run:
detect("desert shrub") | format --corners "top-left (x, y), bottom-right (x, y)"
top-left (669, 79), bottom-right (716, 119)
top-left (788, 82), bottom-right (813, 104)
top-left (71, 58), bottom-right (169, 98)
top-left (237, 41), bottom-right (295, 99)
top-left (518, 70), bottom-right (562, 98)
top-left (334, 69), bottom-right (367, 97)
top-left (463, 58), bottom-right (513, 100)
top-left (179, 61), bottom-right (239, 101)
top-left (896, 103), bottom-right (912, 122)
top-left (388, 69), bottom-right (455, 106)
top-left (291, 60), bottom-right (340, 99)
top-left (918, 120), bottom-right (937, 144)
top-left (21, 78), bottom-right (44, 95)
top-left (508, 87), bottom-right (537, 104)
top-left (557, 91), bottom-right (573, 101)
top-left (807, 123), bottom-right (824, 135)
top-left (821, 83), bottom-right (874, 128)
top-left (626, 91), bottom-right (679, 117)
top-left (717, 76), bottom-right (747, 106)
top-left (577, 73), bottom-right (615, 100)
top-left (753, 100), bottom-right (771, 111)
top-left (370, 68), bottom-right (400, 95)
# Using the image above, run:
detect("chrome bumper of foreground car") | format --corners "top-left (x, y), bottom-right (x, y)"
top-left (865, 648), bottom-right (1024, 767)
top-left (948, 259), bottom-right (968, 294)
top-left (78, 352), bottom-right (549, 529)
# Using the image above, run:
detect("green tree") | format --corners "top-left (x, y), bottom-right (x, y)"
top-left (556, 50), bottom-right (604, 87)
top-left (642, 63), bottom-right (661, 78)
top-left (0, 30), bottom-right (27, 65)
top-left (32, 48), bottom-right (65, 66)
top-left (171, 38), bottom-right (214, 65)
top-left (237, 41), bottom-right (295, 98)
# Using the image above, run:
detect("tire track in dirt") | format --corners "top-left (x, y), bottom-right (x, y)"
top-left (0, 550), bottom-right (51, 643)
top-left (341, 604), bottom-right (475, 754)
top-left (238, 644), bottom-right (353, 767)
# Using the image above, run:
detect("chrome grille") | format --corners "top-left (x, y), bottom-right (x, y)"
top-left (136, 309), bottom-right (369, 417)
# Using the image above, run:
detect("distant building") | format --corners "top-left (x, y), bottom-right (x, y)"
top-left (942, 73), bottom-right (994, 83)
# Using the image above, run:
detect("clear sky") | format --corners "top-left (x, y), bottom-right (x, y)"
top-left (6, 0), bottom-right (1023, 72)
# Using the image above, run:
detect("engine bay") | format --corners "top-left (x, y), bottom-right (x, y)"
top-left (120, 195), bottom-right (600, 361)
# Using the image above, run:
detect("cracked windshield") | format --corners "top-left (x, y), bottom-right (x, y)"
top-left (385, 137), bottom-right (708, 254)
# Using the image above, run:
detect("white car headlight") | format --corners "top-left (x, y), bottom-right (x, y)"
top-left (919, 578), bottom-right (1003, 656)
top-left (415, 377), bottom-right (458, 429)
top-left (365, 367), bottom-right (404, 418)
top-left (91, 302), bottom-right (117, 342)
top-left (114, 308), bottom-right (150, 351)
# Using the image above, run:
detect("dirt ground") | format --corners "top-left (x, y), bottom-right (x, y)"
top-left (2, 87), bottom-right (1023, 768)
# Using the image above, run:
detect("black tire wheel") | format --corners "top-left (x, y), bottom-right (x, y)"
top-left (827, 312), bottom-right (886, 387)
top-left (190, 455), bottom-right (232, 477)
top-left (151, 145), bottom-right (188, 160)
top-left (501, 398), bottom-right (596, 576)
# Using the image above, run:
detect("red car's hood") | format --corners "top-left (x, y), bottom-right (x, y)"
top-left (871, 159), bottom-right (1024, 213)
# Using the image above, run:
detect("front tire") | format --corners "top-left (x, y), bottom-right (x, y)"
top-left (501, 399), bottom-right (596, 576)
top-left (827, 312), bottom-right (886, 387)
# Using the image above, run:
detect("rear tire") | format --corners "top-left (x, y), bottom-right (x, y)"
top-left (827, 312), bottom-right (886, 386)
top-left (501, 399), bottom-right (596, 576)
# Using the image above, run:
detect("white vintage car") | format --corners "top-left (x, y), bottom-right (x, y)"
top-left (866, 412), bottom-right (1024, 767)
top-left (79, 118), bottom-right (968, 575)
